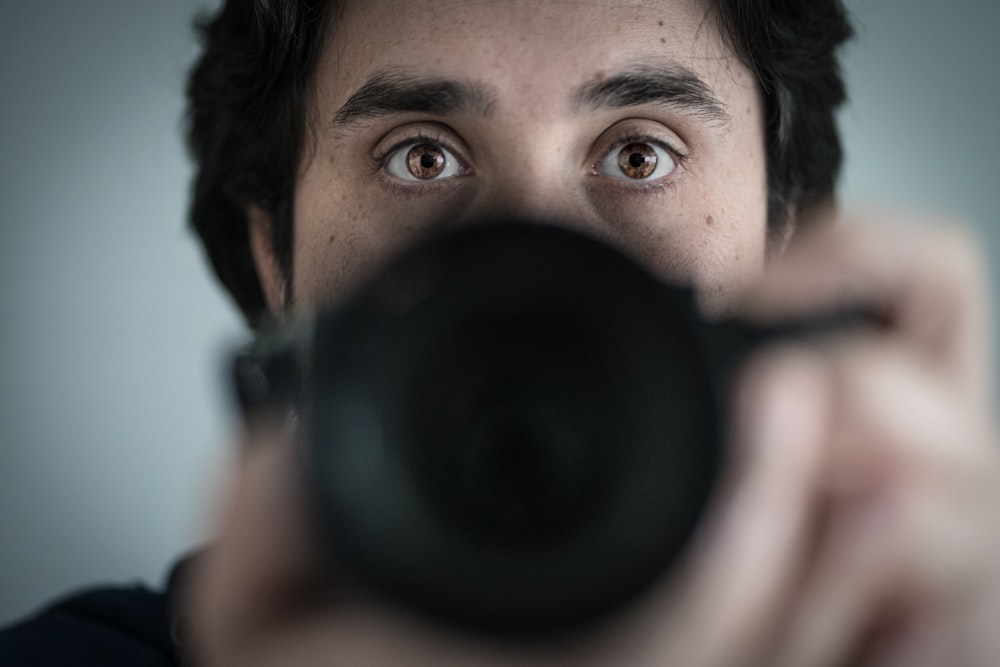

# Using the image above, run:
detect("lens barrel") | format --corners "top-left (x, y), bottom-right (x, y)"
top-left (302, 222), bottom-right (726, 636)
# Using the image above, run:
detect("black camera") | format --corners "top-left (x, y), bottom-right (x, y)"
top-left (233, 221), bottom-right (856, 638)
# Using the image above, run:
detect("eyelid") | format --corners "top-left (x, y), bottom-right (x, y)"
top-left (372, 124), bottom-right (472, 173)
top-left (597, 132), bottom-right (689, 165)
top-left (587, 121), bottom-right (691, 191)
top-left (589, 119), bottom-right (690, 163)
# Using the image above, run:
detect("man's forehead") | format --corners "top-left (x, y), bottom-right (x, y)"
top-left (329, 0), bottom-right (726, 66)
top-left (335, 0), bottom-right (714, 27)
top-left (321, 0), bottom-right (737, 115)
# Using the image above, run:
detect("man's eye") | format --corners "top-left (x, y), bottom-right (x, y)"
top-left (598, 141), bottom-right (676, 182)
top-left (384, 142), bottom-right (463, 181)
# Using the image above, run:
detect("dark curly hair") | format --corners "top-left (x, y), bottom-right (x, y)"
top-left (186, 0), bottom-right (852, 328)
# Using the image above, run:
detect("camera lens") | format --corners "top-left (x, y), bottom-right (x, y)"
top-left (404, 313), bottom-right (627, 549)
top-left (305, 222), bottom-right (721, 635)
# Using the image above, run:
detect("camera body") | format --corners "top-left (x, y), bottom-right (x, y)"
top-left (233, 221), bottom-right (841, 637)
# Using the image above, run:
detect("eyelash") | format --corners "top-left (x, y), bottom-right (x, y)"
top-left (592, 134), bottom-right (690, 170)
top-left (607, 134), bottom-right (689, 164)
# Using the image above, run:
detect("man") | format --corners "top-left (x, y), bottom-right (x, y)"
top-left (4, 0), bottom-right (1000, 665)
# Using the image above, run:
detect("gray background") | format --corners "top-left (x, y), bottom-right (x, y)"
top-left (1, 0), bottom-right (998, 625)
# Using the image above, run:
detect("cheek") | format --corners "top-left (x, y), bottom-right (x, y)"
top-left (687, 190), bottom-right (769, 314)
top-left (290, 168), bottom-right (391, 311)
top-left (289, 164), bottom-right (478, 311)
top-left (692, 214), bottom-right (767, 313)
top-left (591, 177), bottom-right (768, 301)
top-left (687, 132), bottom-right (770, 309)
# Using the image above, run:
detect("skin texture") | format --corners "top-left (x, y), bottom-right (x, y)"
top-left (191, 1), bottom-right (1000, 665)
top-left (252, 0), bottom-right (768, 315)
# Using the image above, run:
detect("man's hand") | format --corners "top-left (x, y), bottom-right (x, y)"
top-left (185, 217), bottom-right (1000, 666)
top-left (732, 218), bottom-right (1000, 666)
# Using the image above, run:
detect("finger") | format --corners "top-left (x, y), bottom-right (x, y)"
top-left (823, 339), bottom-right (997, 509)
top-left (768, 478), bottom-right (972, 667)
top-left (738, 219), bottom-right (994, 408)
top-left (862, 610), bottom-right (958, 667)
top-left (774, 496), bottom-right (900, 667)
top-left (188, 421), bottom-right (332, 665)
top-left (632, 346), bottom-right (833, 667)
top-left (188, 424), bottom-right (640, 667)
top-left (770, 340), bottom-right (1000, 667)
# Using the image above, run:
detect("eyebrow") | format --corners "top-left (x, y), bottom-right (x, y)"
top-left (333, 64), bottom-right (729, 129)
top-left (573, 65), bottom-right (729, 126)
top-left (333, 68), bottom-right (497, 127)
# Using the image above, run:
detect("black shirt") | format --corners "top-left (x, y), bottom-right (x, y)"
top-left (0, 559), bottom-right (188, 666)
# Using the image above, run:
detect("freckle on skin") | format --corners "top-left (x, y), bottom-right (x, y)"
top-left (660, 37), bottom-right (666, 43)
top-left (658, 20), bottom-right (664, 26)
top-left (706, 215), bottom-right (714, 226)
top-left (594, 70), bottom-right (606, 81)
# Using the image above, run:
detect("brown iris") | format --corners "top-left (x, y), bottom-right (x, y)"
top-left (617, 143), bottom-right (657, 179)
top-left (406, 144), bottom-right (447, 179)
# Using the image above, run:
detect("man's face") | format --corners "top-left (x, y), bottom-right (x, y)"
top-left (271, 0), bottom-right (768, 314)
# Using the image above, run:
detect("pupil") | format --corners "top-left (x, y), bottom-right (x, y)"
top-left (407, 144), bottom-right (446, 179)
top-left (618, 143), bottom-right (657, 179)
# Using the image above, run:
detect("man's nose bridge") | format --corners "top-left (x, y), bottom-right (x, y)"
top-left (475, 158), bottom-right (587, 225)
